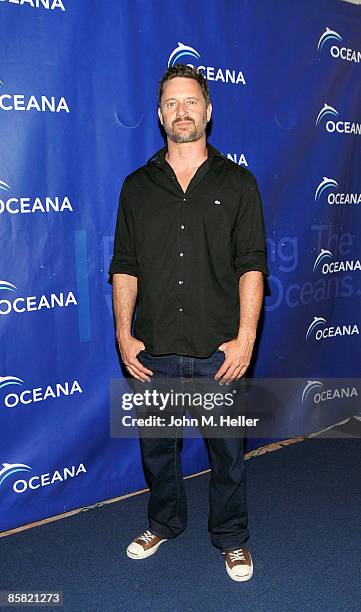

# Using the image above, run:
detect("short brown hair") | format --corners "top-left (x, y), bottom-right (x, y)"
top-left (157, 63), bottom-right (211, 107)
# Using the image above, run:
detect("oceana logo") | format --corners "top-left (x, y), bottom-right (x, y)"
top-left (306, 316), bottom-right (359, 341)
top-left (316, 103), bottom-right (361, 135)
top-left (0, 80), bottom-right (69, 113)
top-left (0, 281), bottom-right (77, 315)
top-left (167, 42), bottom-right (246, 85)
top-left (301, 379), bottom-right (358, 404)
top-left (317, 27), bottom-right (361, 63)
top-left (313, 249), bottom-right (361, 275)
top-left (0, 180), bottom-right (74, 214)
top-left (315, 177), bottom-right (361, 205)
top-left (0, 0), bottom-right (65, 11)
top-left (0, 462), bottom-right (86, 494)
top-left (0, 375), bottom-right (82, 408)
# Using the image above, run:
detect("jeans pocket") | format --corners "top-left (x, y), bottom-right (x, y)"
top-left (138, 349), bottom-right (153, 363)
top-left (137, 350), bottom-right (146, 363)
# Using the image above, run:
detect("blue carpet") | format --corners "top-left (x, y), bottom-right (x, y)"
top-left (1, 439), bottom-right (360, 612)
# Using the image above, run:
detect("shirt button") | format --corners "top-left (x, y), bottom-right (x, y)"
top-left (183, 198), bottom-right (187, 202)
top-left (179, 307), bottom-right (183, 312)
top-left (179, 252), bottom-right (184, 257)
top-left (178, 280), bottom-right (183, 285)
top-left (180, 225), bottom-right (185, 230)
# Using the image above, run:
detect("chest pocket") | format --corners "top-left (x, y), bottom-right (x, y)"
top-left (197, 194), bottom-right (233, 236)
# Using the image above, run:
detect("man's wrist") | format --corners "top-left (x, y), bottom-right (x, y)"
top-left (237, 325), bottom-right (257, 341)
top-left (116, 329), bottom-right (133, 342)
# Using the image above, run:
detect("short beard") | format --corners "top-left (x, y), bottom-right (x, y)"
top-left (165, 117), bottom-right (208, 144)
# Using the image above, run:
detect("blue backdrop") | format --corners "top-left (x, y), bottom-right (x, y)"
top-left (1, 0), bottom-right (360, 532)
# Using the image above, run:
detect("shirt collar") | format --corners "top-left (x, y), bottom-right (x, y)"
top-left (147, 143), bottom-right (225, 168)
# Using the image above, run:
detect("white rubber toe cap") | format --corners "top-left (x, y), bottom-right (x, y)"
top-left (126, 537), bottom-right (168, 560)
top-left (127, 541), bottom-right (145, 556)
top-left (225, 559), bottom-right (253, 582)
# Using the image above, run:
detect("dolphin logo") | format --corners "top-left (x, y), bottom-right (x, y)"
top-left (313, 249), bottom-right (332, 272)
top-left (168, 42), bottom-right (201, 68)
top-left (0, 463), bottom-right (32, 487)
top-left (306, 316), bottom-right (326, 340)
top-left (301, 380), bottom-right (323, 404)
top-left (0, 376), bottom-right (24, 391)
top-left (316, 103), bottom-right (339, 126)
top-left (0, 179), bottom-right (11, 192)
top-left (317, 27), bottom-right (342, 52)
top-left (0, 280), bottom-right (17, 292)
top-left (315, 177), bottom-right (338, 200)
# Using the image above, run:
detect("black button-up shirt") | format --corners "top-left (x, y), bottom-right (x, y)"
top-left (109, 143), bottom-right (269, 357)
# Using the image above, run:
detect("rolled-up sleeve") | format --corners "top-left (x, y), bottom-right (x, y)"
top-left (108, 180), bottom-right (138, 277)
top-left (231, 172), bottom-right (269, 280)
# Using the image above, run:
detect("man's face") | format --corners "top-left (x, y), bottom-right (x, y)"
top-left (158, 77), bottom-right (212, 144)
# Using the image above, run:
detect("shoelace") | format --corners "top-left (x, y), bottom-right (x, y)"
top-left (228, 549), bottom-right (246, 562)
top-left (138, 530), bottom-right (155, 544)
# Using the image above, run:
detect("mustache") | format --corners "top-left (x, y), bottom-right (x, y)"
top-left (173, 117), bottom-right (194, 125)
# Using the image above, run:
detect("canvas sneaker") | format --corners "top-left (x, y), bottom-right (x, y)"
top-left (126, 530), bottom-right (168, 560)
top-left (222, 547), bottom-right (253, 582)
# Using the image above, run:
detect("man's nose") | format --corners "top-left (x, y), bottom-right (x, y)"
top-left (176, 102), bottom-right (187, 116)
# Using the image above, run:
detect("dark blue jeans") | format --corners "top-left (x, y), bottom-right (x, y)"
top-left (134, 348), bottom-right (249, 553)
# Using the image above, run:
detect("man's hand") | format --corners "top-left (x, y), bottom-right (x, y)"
top-left (215, 327), bottom-right (257, 384)
top-left (117, 333), bottom-right (153, 382)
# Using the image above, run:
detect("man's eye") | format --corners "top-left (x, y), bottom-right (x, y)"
top-left (188, 100), bottom-right (196, 105)
top-left (167, 102), bottom-right (176, 108)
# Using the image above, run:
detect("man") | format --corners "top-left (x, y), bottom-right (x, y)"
top-left (109, 63), bottom-right (269, 582)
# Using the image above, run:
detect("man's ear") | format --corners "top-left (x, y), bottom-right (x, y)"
top-left (207, 102), bottom-right (212, 123)
top-left (158, 106), bottom-right (164, 126)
